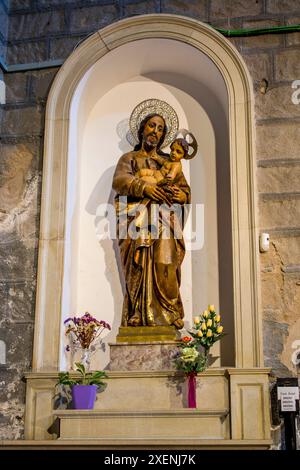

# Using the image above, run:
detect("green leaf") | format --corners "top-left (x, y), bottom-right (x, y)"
top-left (89, 379), bottom-right (106, 386)
top-left (57, 372), bottom-right (77, 386)
top-left (91, 371), bottom-right (107, 380)
top-left (58, 372), bottom-right (69, 381)
top-left (74, 362), bottom-right (85, 375)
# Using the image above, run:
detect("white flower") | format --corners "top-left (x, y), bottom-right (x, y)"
top-left (181, 347), bottom-right (199, 363)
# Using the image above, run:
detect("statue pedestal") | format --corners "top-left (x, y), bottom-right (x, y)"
top-left (116, 325), bottom-right (179, 342)
top-left (109, 341), bottom-right (179, 371)
top-left (110, 326), bottom-right (180, 371)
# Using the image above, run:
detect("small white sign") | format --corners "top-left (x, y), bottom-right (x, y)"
top-left (278, 386), bottom-right (299, 412)
top-left (0, 79), bottom-right (5, 105)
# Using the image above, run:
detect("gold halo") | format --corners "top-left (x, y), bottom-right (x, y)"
top-left (127, 99), bottom-right (179, 148)
top-left (175, 129), bottom-right (198, 160)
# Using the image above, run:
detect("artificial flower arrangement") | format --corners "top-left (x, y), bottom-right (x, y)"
top-left (56, 312), bottom-right (111, 409)
top-left (174, 336), bottom-right (207, 376)
top-left (64, 312), bottom-right (111, 350)
top-left (174, 305), bottom-right (225, 408)
top-left (64, 312), bottom-right (111, 370)
top-left (190, 304), bottom-right (224, 359)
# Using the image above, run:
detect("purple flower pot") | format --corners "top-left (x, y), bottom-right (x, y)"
top-left (72, 385), bottom-right (97, 409)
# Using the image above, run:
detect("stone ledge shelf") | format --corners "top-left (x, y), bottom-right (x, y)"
top-left (53, 409), bottom-right (230, 440)
top-left (0, 439), bottom-right (273, 450)
top-left (24, 368), bottom-right (271, 445)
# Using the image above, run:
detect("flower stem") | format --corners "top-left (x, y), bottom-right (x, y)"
top-left (204, 347), bottom-right (210, 366)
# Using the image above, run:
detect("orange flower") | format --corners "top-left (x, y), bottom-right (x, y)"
top-left (182, 336), bottom-right (193, 342)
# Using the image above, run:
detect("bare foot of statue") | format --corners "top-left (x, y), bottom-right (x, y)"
top-left (128, 315), bottom-right (141, 326)
top-left (173, 319), bottom-right (184, 329)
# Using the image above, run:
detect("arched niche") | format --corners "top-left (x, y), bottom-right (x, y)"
top-left (33, 14), bottom-right (263, 372)
top-left (62, 40), bottom-right (229, 370)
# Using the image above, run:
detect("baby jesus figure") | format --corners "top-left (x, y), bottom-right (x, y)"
top-left (135, 138), bottom-right (189, 187)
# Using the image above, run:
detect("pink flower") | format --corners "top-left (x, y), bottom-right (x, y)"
top-left (64, 312), bottom-right (111, 349)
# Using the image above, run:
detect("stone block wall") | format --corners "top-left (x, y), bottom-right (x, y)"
top-left (0, 0), bottom-right (9, 63)
top-left (0, 64), bottom-right (58, 438)
top-left (0, 0), bottom-right (300, 439)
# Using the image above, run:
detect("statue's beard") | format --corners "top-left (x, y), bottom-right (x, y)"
top-left (144, 134), bottom-right (159, 148)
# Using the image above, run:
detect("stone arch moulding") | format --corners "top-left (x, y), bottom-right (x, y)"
top-left (33, 14), bottom-right (262, 371)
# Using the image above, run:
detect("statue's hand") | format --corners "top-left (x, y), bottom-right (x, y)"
top-left (144, 184), bottom-right (170, 203)
top-left (172, 187), bottom-right (187, 204)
